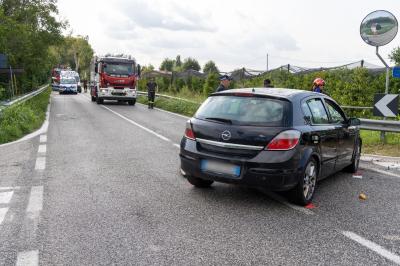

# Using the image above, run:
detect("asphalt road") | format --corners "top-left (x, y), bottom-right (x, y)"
top-left (0, 92), bottom-right (400, 265)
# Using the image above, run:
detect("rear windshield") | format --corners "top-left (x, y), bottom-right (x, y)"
top-left (195, 95), bottom-right (289, 126)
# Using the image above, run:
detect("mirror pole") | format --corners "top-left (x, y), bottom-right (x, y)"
top-left (375, 46), bottom-right (389, 94)
top-left (375, 46), bottom-right (389, 143)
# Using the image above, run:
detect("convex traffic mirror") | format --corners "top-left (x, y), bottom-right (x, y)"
top-left (360, 10), bottom-right (398, 47)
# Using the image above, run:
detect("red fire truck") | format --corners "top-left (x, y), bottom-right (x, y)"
top-left (90, 56), bottom-right (141, 105)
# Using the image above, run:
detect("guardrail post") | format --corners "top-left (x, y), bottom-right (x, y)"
top-left (380, 130), bottom-right (386, 143)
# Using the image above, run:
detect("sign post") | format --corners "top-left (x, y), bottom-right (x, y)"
top-left (360, 10), bottom-right (398, 142)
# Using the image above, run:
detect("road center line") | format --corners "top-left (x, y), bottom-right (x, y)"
top-left (0, 207), bottom-right (9, 225)
top-left (101, 105), bottom-right (173, 143)
top-left (37, 145), bottom-right (46, 154)
top-left (0, 191), bottom-right (14, 204)
top-left (343, 231), bottom-right (400, 265)
top-left (39, 135), bottom-right (47, 143)
top-left (34, 157), bottom-right (46, 171)
top-left (26, 186), bottom-right (43, 213)
top-left (16, 250), bottom-right (39, 266)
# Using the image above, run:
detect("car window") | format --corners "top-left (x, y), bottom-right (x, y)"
top-left (306, 98), bottom-right (329, 124)
top-left (325, 99), bottom-right (346, 124)
top-left (195, 95), bottom-right (288, 126)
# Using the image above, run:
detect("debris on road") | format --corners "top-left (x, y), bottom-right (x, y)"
top-left (305, 203), bottom-right (316, 209)
top-left (359, 192), bottom-right (367, 200)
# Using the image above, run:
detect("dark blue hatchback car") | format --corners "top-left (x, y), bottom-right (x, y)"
top-left (179, 88), bottom-right (361, 205)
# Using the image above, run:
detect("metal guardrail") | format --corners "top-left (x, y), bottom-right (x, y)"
top-left (359, 118), bottom-right (400, 133)
top-left (0, 85), bottom-right (49, 113)
top-left (137, 91), bottom-right (400, 133)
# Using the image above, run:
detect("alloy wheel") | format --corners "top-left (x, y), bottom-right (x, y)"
top-left (303, 161), bottom-right (317, 200)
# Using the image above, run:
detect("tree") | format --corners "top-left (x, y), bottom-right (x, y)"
top-left (203, 60), bottom-right (219, 74)
top-left (182, 57), bottom-right (201, 71)
top-left (389, 47), bottom-right (400, 65)
top-left (159, 58), bottom-right (175, 71)
top-left (0, 0), bottom-right (66, 91)
top-left (49, 36), bottom-right (94, 79)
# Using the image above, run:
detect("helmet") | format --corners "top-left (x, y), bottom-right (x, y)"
top-left (313, 78), bottom-right (325, 86)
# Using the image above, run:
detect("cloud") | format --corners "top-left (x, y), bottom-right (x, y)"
top-left (115, 0), bottom-right (215, 32)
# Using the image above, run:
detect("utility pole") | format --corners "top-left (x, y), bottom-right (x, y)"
top-left (266, 53), bottom-right (269, 72)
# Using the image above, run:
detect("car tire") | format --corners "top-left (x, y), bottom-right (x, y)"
top-left (344, 139), bottom-right (361, 173)
top-left (290, 158), bottom-right (318, 206)
top-left (186, 176), bottom-right (214, 188)
top-left (96, 97), bottom-right (103, 104)
top-left (91, 96), bottom-right (95, 102)
top-left (128, 100), bottom-right (136, 106)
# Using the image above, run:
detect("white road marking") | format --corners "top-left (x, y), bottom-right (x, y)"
top-left (0, 186), bottom-right (20, 191)
top-left (0, 191), bottom-right (14, 204)
top-left (342, 231), bottom-right (400, 265)
top-left (101, 105), bottom-right (173, 143)
top-left (39, 135), bottom-right (47, 143)
top-left (173, 143), bottom-right (180, 149)
top-left (37, 145), bottom-right (46, 154)
top-left (0, 207), bottom-right (9, 224)
top-left (362, 167), bottom-right (400, 179)
top-left (16, 250), bottom-right (39, 266)
top-left (34, 157), bottom-right (46, 170)
top-left (26, 186), bottom-right (43, 213)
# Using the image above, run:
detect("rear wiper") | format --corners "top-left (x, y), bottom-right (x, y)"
top-left (205, 117), bottom-right (232, 124)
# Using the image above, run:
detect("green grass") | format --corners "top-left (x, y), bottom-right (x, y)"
top-left (360, 130), bottom-right (400, 157)
top-left (0, 87), bottom-right (51, 144)
top-left (137, 95), bottom-right (200, 117)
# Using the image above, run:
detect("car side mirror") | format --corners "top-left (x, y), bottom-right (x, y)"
top-left (347, 117), bottom-right (361, 126)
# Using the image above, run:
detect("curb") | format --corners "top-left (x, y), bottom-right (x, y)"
top-left (361, 154), bottom-right (400, 163)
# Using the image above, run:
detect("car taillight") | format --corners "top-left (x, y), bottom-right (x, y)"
top-left (266, 130), bottom-right (301, 150)
top-left (185, 122), bottom-right (196, 140)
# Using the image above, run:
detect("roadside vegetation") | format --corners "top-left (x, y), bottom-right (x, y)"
top-left (361, 130), bottom-right (400, 157)
top-left (0, 87), bottom-right (51, 144)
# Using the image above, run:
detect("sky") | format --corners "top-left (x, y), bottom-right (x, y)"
top-left (57, 0), bottom-right (400, 72)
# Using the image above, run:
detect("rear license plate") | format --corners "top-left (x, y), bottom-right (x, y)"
top-left (200, 160), bottom-right (241, 177)
top-left (112, 92), bottom-right (126, 96)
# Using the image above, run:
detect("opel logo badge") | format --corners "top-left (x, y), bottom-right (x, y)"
top-left (221, 130), bottom-right (231, 141)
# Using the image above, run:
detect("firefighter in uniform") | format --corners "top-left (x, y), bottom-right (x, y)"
top-left (216, 75), bottom-right (232, 92)
top-left (146, 78), bottom-right (157, 109)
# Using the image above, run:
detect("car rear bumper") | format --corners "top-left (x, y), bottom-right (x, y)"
top-left (180, 138), bottom-right (302, 191)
